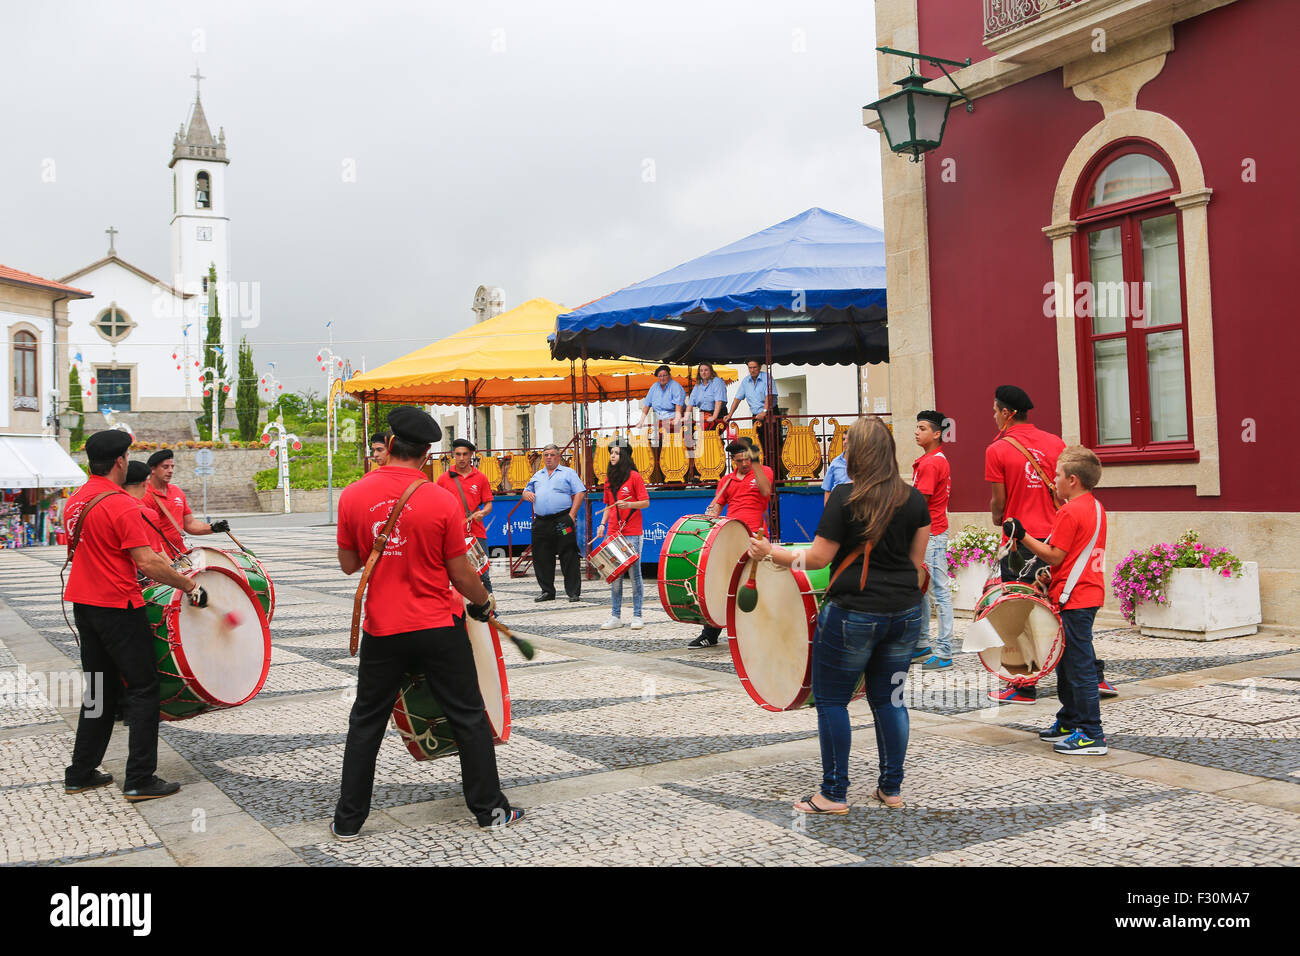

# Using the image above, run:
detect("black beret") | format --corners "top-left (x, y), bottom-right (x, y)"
top-left (84, 429), bottom-right (133, 462)
top-left (917, 410), bottom-right (945, 430)
top-left (995, 385), bottom-right (1034, 413)
top-left (451, 438), bottom-right (476, 452)
top-left (124, 460), bottom-right (151, 485)
top-left (387, 406), bottom-right (440, 445)
top-left (147, 449), bottom-right (175, 468)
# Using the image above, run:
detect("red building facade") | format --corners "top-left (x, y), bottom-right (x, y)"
top-left (872, 0), bottom-right (1299, 623)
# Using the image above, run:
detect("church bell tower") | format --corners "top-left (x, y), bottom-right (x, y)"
top-left (169, 70), bottom-right (231, 353)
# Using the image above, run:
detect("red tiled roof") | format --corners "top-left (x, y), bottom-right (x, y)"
top-left (0, 264), bottom-right (94, 298)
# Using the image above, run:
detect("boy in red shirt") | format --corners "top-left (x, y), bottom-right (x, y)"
top-left (688, 438), bottom-right (773, 648)
top-left (1004, 447), bottom-right (1108, 755)
top-left (912, 410), bottom-right (953, 668)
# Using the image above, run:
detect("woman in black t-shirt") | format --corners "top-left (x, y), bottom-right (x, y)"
top-left (748, 415), bottom-right (930, 811)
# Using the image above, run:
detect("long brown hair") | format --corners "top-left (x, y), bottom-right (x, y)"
top-left (844, 416), bottom-right (909, 544)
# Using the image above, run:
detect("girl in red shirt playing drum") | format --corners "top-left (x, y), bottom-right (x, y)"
top-left (596, 440), bottom-right (649, 630)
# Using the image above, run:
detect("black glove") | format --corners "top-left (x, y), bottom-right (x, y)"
top-left (466, 595), bottom-right (494, 623)
top-left (187, 585), bottom-right (209, 608)
top-left (1002, 518), bottom-right (1026, 542)
top-left (210, 520), bottom-right (230, 533)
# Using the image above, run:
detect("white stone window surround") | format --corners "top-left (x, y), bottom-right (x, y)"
top-left (92, 302), bottom-right (136, 344)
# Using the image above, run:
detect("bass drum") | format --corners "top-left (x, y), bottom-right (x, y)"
top-left (657, 514), bottom-right (751, 628)
top-left (143, 566), bottom-right (272, 721)
top-left (390, 595), bottom-right (512, 761)
top-left (965, 581), bottom-right (1063, 686)
top-left (185, 546), bottom-right (276, 622)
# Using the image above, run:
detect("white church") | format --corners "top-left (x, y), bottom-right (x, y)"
top-left (59, 74), bottom-right (238, 437)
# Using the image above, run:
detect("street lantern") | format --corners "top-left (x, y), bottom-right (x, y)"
top-left (864, 47), bottom-right (973, 162)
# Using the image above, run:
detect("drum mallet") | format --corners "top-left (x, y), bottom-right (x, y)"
top-left (224, 529), bottom-right (256, 557)
top-left (490, 617), bottom-right (536, 661)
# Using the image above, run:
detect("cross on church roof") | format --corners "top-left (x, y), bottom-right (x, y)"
top-left (191, 67), bottom-right (205, 98)
top-left (105, 225), bottom-right (118, 256)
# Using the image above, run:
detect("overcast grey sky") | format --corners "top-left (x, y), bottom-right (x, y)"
top-left (1, 0), bottom-right (882, 391)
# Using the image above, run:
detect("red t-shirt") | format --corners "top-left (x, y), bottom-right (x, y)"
top-left (984, 423), bottom-right (1065, 539)
top-left (1047, 492), bottom-right (1108, 609)
top-left (337, 466), bottom-right (468, 636)
top-left (134, 498), bottom-right (170, 554)
top-left (436, 468), bottom-right (494, 540)
top-left (603, 471), bottom-right (648, 536)
top-left (64, 476), bottom-right (152, 608)
top-left (145, 482), bottom-right (191, 553)
top-left (911, 449), bottom-right (951, 536)
top-left (718, 465), bottom-right (774, 535)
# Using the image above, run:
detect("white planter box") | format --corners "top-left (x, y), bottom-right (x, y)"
top-left (1135, 562), bottom-right (1261, 641)
top-left (950, 560), bottom-right (997, 613)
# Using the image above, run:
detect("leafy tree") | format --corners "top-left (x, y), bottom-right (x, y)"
top-left (67, 365), bottom-right (85, 449)
top-left (196, 264), bottom-right (229, 439)
top-left (235, 337), bottom-right (259, 441)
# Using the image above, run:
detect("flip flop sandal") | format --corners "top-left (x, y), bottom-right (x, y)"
top-left (873, 788), bottom-right (904, 809)
top-left (794, 793), bottom-right (849, 815)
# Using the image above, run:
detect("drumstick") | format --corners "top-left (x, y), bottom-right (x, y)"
top-left (224, 529), bottom-right (256, 557)
top-left (490, 617), bottom-right (536, 660)
top-left (792, 517), bottom-right (812, 542)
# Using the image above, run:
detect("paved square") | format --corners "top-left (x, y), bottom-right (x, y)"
top-left (2, 523), bottom-right (1296, 866)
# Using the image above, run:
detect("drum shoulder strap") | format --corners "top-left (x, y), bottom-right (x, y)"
top-left (350, 478), bottom-right (427, 656)
top-left (999, 435), bottom-right (1058, 509)
top-left (450, 472), bottom-right (472, 519)
top-left (149, 486), bottom-right (189, 540)
top-left (1057, 499), bottom-right (1103, 610)
top-left (828, 542), bottom-right (872, 591)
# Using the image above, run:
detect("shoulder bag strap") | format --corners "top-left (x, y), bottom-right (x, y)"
top-left (350, 478), bottom-right (427, 656)
top-left (60, 491), bottom-right (124, 645)
top-left (1057, 499), bottom-right (1103, 610)
top-left (999, 435), bottom-right (1059, 510)
top-left (149, 487), bottom-right (190, 542)
top-left (450, 472), bottom-right (474, 528)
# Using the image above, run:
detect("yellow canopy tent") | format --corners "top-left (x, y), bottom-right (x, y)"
top-left (342, 297), bottom-right (734, 406)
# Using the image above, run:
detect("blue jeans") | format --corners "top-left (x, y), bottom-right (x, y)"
top-left (812, 600), bottom-right (921, 801)
top-left (1056, 606), bottom-right (1104, 740)
top-left (919, 531), bottom-right (954, 658)
top-left (610, 534), bottom-right (643, 617)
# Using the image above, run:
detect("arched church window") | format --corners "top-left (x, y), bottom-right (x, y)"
top-left (196, 171), bottom-right (211, 209)
top-left (94, 305), bottom-right (135, 343)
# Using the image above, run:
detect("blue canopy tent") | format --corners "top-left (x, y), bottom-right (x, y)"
top-left (550, 207), bottom-right (888, 366)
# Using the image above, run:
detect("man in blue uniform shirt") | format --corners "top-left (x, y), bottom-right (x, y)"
top-left (522, 444), bottom-right (587, 602)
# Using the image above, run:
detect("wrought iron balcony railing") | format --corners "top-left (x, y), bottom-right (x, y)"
top-left (984, 0), bottom-right (1091, 40)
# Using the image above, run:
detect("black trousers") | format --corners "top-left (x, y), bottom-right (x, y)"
top-left (335, 618), bottom-right (511, 829)
top-left (531, 512), bottom-right (581, 599)
top-left (67, 603), bottom-right (160, 790)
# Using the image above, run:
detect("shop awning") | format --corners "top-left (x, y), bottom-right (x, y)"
top-left (343, 297), bottom-right (734, 405)
top-left (0, 436), bottom-right (87, 489)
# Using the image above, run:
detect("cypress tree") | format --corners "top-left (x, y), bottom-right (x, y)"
top-left (67, 365), bottom-right (85, 448)
top-left (197, 264), bottom-right (229, 439)
top-left (235, 337), bottom-right (259, 441)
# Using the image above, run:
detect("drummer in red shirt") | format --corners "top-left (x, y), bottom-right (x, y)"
top-left (333, 407), bottom-right (522, 839)
top-left (595, 440), bottom-right (649, 631)
top-left (688, 438), bottom-right (773, 648)
top-left (144, 449), bottom-right (230, 554)
top-left (437, 438), bottom-right (496, 593)
top-left (1005, 447), bottom-right (1109, 755)
top-left (123, 461), bottom-right (172, 584)
top-left (63, 430), bottom-right (207, 803)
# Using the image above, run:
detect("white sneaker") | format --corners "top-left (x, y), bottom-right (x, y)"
top-left (600, 617), bottom-right (623, 630)
top-left (630, 617), bottom-right (644, 630)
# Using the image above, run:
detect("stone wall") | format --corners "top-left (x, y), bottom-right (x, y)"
top-left (256, 488), bottom-right (341, 514)
top-left (74, 447), bottom-right (270, 514)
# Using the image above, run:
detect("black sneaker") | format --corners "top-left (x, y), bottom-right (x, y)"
top-left (330, 821), bottom-right (361, 842)
top-left (64, 770), bottom-right (113, 794)
top-left (567, 594), bottom-right (581, 603)
top-left (688, 633), bottom-right (719, 648)
top-left (534, 593), bottom-right (556, 603)
top-left (123, 776), bottom-right (182, 802)
top-left (480, 808), bottom-right (526, 829)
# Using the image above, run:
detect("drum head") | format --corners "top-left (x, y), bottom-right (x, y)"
top-left (977, 591), bottom-right (1062, 682)
top-left (173, 567), bottom-right (271, 706)
top-left (699, 518), bottom-right (751, 629)
top-left (464, 608), bottom-right (511, 743)
top-left (187, 547), bottom-right (239, 573)
top-left (727, 557), bottom-right (817, 711)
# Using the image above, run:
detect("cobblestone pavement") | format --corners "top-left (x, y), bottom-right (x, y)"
top-left (2, 523), bottom-right (1297, 866)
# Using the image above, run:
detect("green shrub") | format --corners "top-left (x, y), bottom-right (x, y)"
top-left (254, 450), bottom-right (363, 491)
